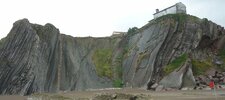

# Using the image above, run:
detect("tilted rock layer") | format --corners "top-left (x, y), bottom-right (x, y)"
top-left (0, 14), bottom-right (225, 95)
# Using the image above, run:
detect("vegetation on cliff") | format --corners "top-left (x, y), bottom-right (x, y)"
top-left (92, 49), bottom-right (113, 78)
top-left (163, 53), bottom-right (188, 75)
top-left (191, 59), bottom-right (212, 76)
top-left (127, 27), bottom-right (139, 37)
top-left (155, 13), bottom-right (199, 24)
top-left (113, 54), bottom-right (123, 87)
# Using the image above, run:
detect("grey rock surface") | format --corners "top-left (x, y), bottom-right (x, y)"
top-left (159, 59), bottom-right (195, 89)
top-left (0, 14), bottom-right (225, 95)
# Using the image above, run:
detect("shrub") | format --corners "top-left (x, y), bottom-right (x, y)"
top-left (113, 79), bottom-right (123, 88)
top-left (127, 27), bottom-right (139, 37)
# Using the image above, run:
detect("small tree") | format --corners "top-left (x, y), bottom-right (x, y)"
top-left (127, 27), bottom-right (139, 36)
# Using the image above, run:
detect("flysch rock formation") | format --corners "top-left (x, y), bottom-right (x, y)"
top-left (0, 14), bottom-right (225, 95)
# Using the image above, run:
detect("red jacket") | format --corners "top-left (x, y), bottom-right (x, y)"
top-left (209, 81), bottom-right (214, 89)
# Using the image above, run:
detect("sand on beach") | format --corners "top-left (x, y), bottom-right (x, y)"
top-left (1, 89), bottom-right (225, 100)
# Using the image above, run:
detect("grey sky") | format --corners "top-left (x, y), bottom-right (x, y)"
top-left (0, 0), bottom-right (224, 39)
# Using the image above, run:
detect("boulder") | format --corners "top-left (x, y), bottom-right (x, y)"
top-left (159, 59), bottom-right (195, 89)
top-left (155, 85), bottom-right (164, 91)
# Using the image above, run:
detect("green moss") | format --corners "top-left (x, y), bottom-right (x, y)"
top-left (113, 79), bottom-right (123, 88)
top-left (188, 15), bottom-right (201, 23)
top-left (111, 53), bottom-right (124, 88)
top-left (155, 14), bottom-right (189, 35)
top-left (191, 59), bottom-right (212, 76)
top-left (163, 53), bottom-right (188, 75)
top-left (115, 56), bottom-right (123, 77)
top-left (92, 49), bottom-right (113, 78)
top-left (155, 14), bottom-right (187, 23)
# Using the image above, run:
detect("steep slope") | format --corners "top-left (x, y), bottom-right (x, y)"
top-left (0, 14), bottom-right (225, 95)
top-left (0, 19), bottom-right (123, 95)
top-left (123, 14), bottom-right (225, 89)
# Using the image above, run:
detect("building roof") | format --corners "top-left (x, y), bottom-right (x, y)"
top-left (112, 31), bottom-right (127, 34)
top-left (153, 2), bottom-right (182, 15)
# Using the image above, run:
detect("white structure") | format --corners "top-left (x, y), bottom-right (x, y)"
top-left (153, 2), bottom-right (186, 19)
top-left (112, 31), bottom-right (126, 35)
top-left (111, 31), bottom-right (127, 37)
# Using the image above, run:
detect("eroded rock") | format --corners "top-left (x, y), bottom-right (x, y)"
top-left (0, 14), bottom-right (225, 95)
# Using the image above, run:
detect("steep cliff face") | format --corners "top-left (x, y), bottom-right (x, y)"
top-left (123, 14), bottom-right (225, 89)
top-left (0, 19), bottom-right (63, 95)
top-left (0, 19), bottom-right (122, 95)
top-left (0, 14), bottom-right (225, 95)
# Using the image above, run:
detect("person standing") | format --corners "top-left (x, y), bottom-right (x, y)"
top-left (209, 79), bottom-right (215, 89)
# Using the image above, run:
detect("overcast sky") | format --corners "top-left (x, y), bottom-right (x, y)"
top-left (0, 0), bottom-right (224, 39)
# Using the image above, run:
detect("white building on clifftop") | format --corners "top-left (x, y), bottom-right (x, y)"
top-left (153, 2), bottom-right (186, 19)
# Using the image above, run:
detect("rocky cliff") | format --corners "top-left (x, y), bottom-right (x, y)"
top-left (0, 14), bottom-right (225, 95)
